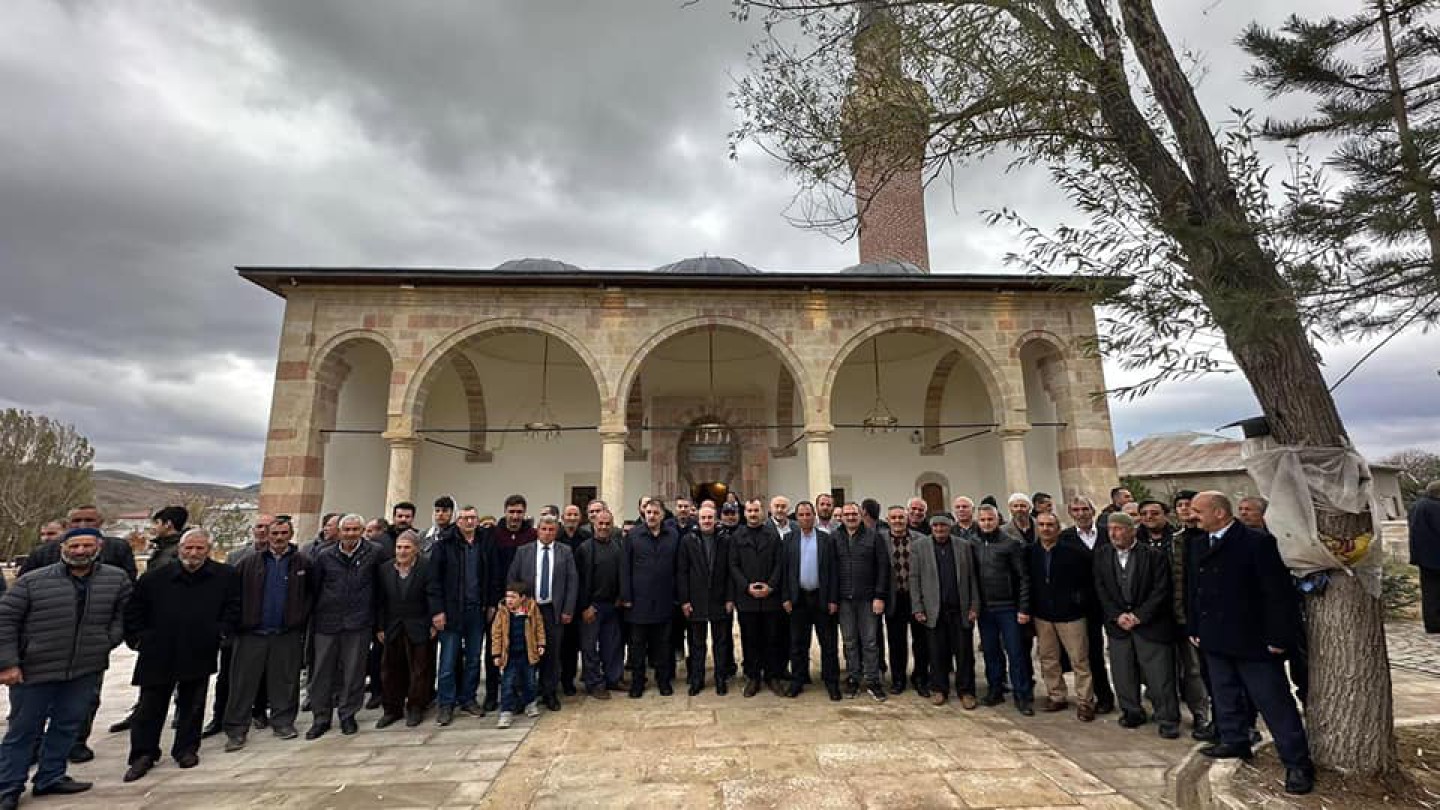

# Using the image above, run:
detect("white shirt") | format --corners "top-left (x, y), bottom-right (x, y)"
top-left (1077, 525), bottom-right (1098, 550)
top-left (534, 541), bottom-right (557, 605)
top-left (1115, 545), bottom-right (1132, 570)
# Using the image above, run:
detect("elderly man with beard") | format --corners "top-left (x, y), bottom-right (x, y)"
top-left (223, 517), bottom-right (313, 751)
top-left (122, 529), bottom-right (240, 782)
top-left (909, 515), bottom-right (981, 708)
top-left (307, 515), bottom-right (385, 739)
top-left (0, 528), bottom-right (131, 806)
top-left (1002, 494), bottom-right (1036, 546)
top-left (577, 510), bottom-right (628, 697)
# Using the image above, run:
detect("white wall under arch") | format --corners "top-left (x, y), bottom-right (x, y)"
top-left (321, 342), bottom-right (390, 517)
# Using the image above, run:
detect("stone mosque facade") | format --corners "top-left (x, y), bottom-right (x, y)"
top-left (244, 12), bottom-right (1122, 536)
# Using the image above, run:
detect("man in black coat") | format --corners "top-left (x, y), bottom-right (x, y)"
top-left (780, 501), bottom-right (840, 700)
top-left (576, 509), bottom-right (627, 697)
top-left (1410, 481), bottom-right (1440, 634)
top-left (121, 529), bottom-right (240, 782)
top-left (307, 515), bottom-right (385, 739)
top-left (729, 499), bottom-right (786, 697)
top-left (427, 505), bottom-right (496, 725)
top-left (677, 504), bottom-right (734, 696)
top-left (374, 530), bottom-right (434, 728)
top-left (1094, 513), bottom-right (1179, 738)
top-left (1058, 496), bottom-right (1114, 714)
top-left (621, 501), bottom-right (679, 697)
top-left (1188, 492), bottom-right (1313, 795)
top-left (1026, 513), bottom-right (1096, 721)
top-left (832, 501), bottom-right (892, 702)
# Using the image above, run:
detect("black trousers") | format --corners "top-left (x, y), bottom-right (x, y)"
top-left (788, 590), bottom-right (840, 686)
top-left (1207, 651), bottom-right (1312, 769)
top-left (884, 591), bottom-right (929, 686)
top-left (537, 604), bottom-right (561, 699)
top-left (928, 608), bottom-right (976, 697)
top-left (629, 621), bottom-right (674, 687)
top-left (561, 620), bottom-right (582, 691)
top-left (366, 638), bottom-right (384, 698)
top-left (686, 615), bottom-right (734, 687)
top-left (224, 631), bottom-right (303, 737)
top-left (1422, 567), bottom-right (1440, 634)
top-left (737, 611), bottom-right (787, 681)
top-left (212, 642), bottom-right (269, 725)
top-left (129, 677), bottom-right (207, 764)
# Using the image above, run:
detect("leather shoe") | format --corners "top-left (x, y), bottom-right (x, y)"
top-left (960, 694), bottom-right (978, 710)
top-left (889, 680), bottom-right (905, 695)
top-left (784, 682), bottom-right (803, 698)
top-left (1284, 766), bottom-right (1315, 795)
top-left (0, 791), bottom-right (19, 810)
top-left (376, 713), bottom-right (402, 729)
top-left (175, 752), bottom-right (199, 769)
top-left (1016, 699), bottom-right (1034, 716)
top-left (688, 683), bottom-right (703, 697)
top-left (405, 709), bottom-right (423, 727)
top-left (914, 685), bottom-right (931, 698)
top-left (562, 683), bottom-right (577, 697)
top-left (482, 696), bottom-right (499, 713)
top-left (108, 717), bottom-right (133, 733)
top-left (827, 683), bottom-right (842, 701)
top-left (1094, 698), bottom-right (1115, 715)
top-left (1041, 698), bottom-right (1069, 713)
top-left (272, 725), bottom-right (298, 740)
top-left (123, 755), bottom-right (155, 783)
top-left (930, 692), bottom-right (947, 707)
top-left (1202, 742), bottom-right (1254, 760)
top-left (715, 679), bottom-right (728, 696)
top-left (224, 734), bottom-right (246, 752)
top-left (980, 691), bottom-right (1005, 707)
top-left (201, 720), bottom-right (223, 739)
top-left (436, 705), bottom-right (455, 726)
top-left (364, 693), bottom-right (383, 711)
top-left (67, 744), bottom-right (94, 763)
top-left (1119, 711), bottom-right (1147, 729)
top-left (340, 717), bottom-right (358, 735)
top-left (1158, 723), bottom-right (1180, 739)
top-left (1191, 722), bottom-right (1217, 742)
top-left (629, 683), bottom-right (645, 699)
top-left (544, 694), bottom-right (562, 711)
top-left (33, 777), bottom-right (92, 796)
top-left (658, 683), bottom-right (674, 697)
top-left (743, 678), bottom-right (761, 698)
top-left (305, 722), bottom-right (331, 740)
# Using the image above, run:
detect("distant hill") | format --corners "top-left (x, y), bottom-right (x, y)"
top-left (93, 469), bottom-right (259, 516)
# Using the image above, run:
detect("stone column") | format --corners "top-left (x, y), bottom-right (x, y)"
top-left (383, 432), bottom-right (419, 510)
top-left (999, 425), bottom-right (1030, 496)
top-left (600, 429), bottom-right (628, 515)
top-left (805, 425), bottom-right (834, 500)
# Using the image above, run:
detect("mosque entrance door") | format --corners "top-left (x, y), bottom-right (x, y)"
top-left (678, 418), bottom-right (739, 505)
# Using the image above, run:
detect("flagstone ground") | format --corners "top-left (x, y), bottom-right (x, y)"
top-left (7, 621), bottom-right (1439, 809)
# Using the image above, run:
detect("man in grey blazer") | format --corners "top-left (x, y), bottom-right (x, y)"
top-left (506, 515), bottom-right (577, 712)
top-left (908, 515), bottom-right (982, 708)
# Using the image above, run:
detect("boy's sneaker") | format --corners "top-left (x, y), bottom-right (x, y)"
top-left (524, 701), bottom-right (540, 718)
top-left (496, 712), bottom-right (513, 730)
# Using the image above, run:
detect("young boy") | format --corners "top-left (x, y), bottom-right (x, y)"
top-left (491, 581), bottom-right (547, 729)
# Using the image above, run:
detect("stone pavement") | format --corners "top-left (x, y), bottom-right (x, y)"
top-left (0, 644), bottom-right (536, 809)
top-left (1386, 618), bottom-right (1440, 678)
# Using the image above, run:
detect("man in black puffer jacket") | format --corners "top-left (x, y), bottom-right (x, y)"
top-left (973, 504), bottom-right (1034, 715)
top-left (307, 515), bottom-right (386, 739)
top-left (0, 528), bottom-right (131, 805)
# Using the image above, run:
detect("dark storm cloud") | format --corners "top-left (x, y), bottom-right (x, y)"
top-left (0, 0), bottom-right (1434, 484)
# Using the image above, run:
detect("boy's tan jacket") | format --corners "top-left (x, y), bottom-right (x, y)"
top-left (491, 596), bottom-right (546, 669)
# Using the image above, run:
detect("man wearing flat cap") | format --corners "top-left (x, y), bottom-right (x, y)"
top-left (908, 514), bottom-right (981, 708)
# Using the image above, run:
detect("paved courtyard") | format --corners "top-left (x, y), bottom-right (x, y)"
top-left (4, 622), bottom-right (1438, 809)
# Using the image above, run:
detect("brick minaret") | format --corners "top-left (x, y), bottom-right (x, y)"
top-left (842, 3), bottom-right (931, 271)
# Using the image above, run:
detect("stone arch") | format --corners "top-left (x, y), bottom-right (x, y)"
top-left (615, 316), bottom-right (815, 411)
top-left (448, 353), bottom-right (493, 463)
top-left (916, 471), bottom-right (950, 514)
top-left (822, 318), bottom-right (1014, 424)
top-left (309, 330), bottom-right (397, 434)
top-left (920, 350), bottom-right (963, 456)
top-left (772, 368), bottom-right (799, 458)
top-left (403, 319), bottom-right (609, 424)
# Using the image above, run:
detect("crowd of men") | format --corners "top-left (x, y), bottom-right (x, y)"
top-left (0, 483), bottom-right (1319, 806)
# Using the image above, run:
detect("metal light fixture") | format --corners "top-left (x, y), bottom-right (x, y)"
top-left (689, 327), bottom-right (734, 447)
top-left (524, 335), bottom-right (562, 440)
top-left (862, 336), bottom-right (899, 433)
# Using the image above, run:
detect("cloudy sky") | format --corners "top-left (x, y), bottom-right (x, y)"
top-left (3, 0), bottom-right (1437, 486)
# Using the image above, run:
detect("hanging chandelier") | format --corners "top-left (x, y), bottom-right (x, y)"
top-left (524, 335), bottom-right (562, 440)
top-left (688, 327), bottom-right (734, 447)
top-left (862, 336), bottom-right (899, 434)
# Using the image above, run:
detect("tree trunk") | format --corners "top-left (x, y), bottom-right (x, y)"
top-left (1306, 572), bottom-right (1398, 773)
top-left (1221, 256), bottom-right (1398, 776)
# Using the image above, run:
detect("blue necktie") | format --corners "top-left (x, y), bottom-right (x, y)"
top-left (539, 545), bottom-right (551, 602)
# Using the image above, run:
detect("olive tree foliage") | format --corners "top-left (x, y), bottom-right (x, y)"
top-left (0, 409), bottom-right (94, 560)
top-left (731, 0), bottom-right (1369, 399)
top-left (731, 0), bottom-right (1397, 775)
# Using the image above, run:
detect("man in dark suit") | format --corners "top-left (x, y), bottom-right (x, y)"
top-left (1409, 481), bottom-right (1440, 633)
top-left (622, 500), bottom-right (680, 697)
top-left (729, 499), bottom-right (786, 697)
top-left (375, 530), bottom-right (434, 728)
top-left (507, 515), bottom-right (578, 711)
top-left (780, 501), bottom-right (839, 700)
top-left (427, 505), bottom-right (496, 726)
top-left (1189, 492), bottom-right (1313, 795)
top-left (1093, 512), bottom-right (1180, 739)
top-left (678, 504), bottom-right (734, 696)
top-left (576, 509), bottom-right (628, 698)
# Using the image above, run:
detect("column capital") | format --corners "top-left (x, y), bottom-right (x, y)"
top-left (803, 423), bottom-right (835, 440)
top-left (381, 430), bottom-right (419, 447)
top-left (598, 427), bottom-right (629, 444)
top-left (997, 424), bottom-right (1031, 440)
